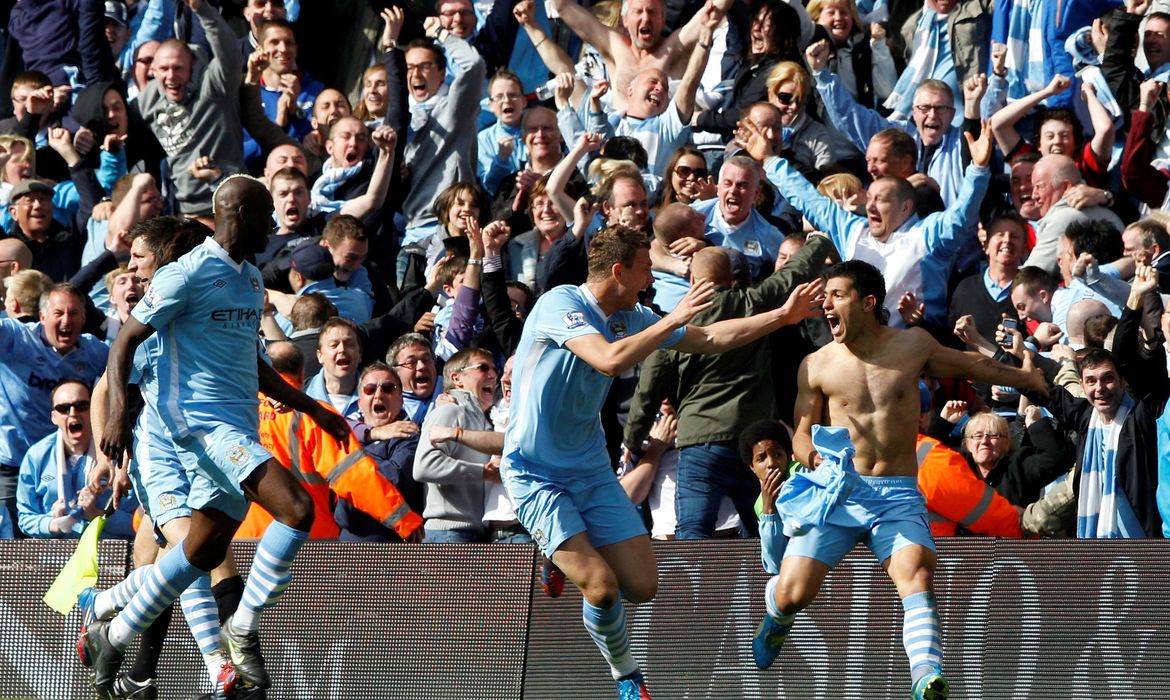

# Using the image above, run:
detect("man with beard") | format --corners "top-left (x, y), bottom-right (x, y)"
top-left (16, 380), bottom-right (137, 539)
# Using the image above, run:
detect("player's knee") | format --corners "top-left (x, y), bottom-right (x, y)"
top-left (579, 569), bottom-right (621, 608)
top-left (282, 490), bottom-right (314, 531)
top-left (895, 567), bottom-right (934, 598)
top-left (622, 576), bottom-right (657, 605)
top-left (776, 580), bottom-right (815, 616)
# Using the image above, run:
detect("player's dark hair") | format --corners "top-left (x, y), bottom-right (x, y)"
top-left (824, 259), bottom-right (886, 322)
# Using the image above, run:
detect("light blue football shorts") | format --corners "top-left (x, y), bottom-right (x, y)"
top-left (783, 475), bottom-right (935, 567)
top-left (502, 454), bottom-right (648, 558)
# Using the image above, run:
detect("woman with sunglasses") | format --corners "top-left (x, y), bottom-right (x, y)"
top-left (693, 0), bottom-right (805, 138)
top-left (654, 145), bottom-right (716, 212)
top-left (763, 61), bottom-right (839, 174)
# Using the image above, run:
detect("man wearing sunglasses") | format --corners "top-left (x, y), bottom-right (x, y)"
top-left (15, 380), bottom-right (136, 539)
top-left (415, 347), bottom-right (517, 543)
top-left (0, 283), bottom-right (107, 537)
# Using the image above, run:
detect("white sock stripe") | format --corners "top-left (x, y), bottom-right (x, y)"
top-left (253, 543), bottom-right (297, 570)
top-left (904, 619), bottom-right (941, 634)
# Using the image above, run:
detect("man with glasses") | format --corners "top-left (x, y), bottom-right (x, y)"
top-left (807, 39), bottom-right (980, 206)
top-left (388, 333), bottom-right (442, 424)
top-left (435, 0), bottom-right (523, 78)
top-left (396, 21), bottom-right (485, 246)
top-left (15, 380), bottom-right (137, 539)
top-left (479, 70), bottom-right (529, 196)
top-left (344, 361), bottom-right (426, 539)
top-left (414, 347), bottom-right (513, 542)
top-left (0, 283), bottom-right (107, 537)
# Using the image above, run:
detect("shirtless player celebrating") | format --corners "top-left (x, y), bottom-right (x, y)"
top-left (751, 260), bottom-right (1046, 700)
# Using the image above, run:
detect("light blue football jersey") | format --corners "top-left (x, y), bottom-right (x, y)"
top-left (504, 284), bottom-right (685, 474)
top-left (131, 238), bottom-right (265, 439)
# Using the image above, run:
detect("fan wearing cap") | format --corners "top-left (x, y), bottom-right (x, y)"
top-left (15, 379), bottom-right (138, 539)
top-left (269, 241), bottom-right (373, 332)
top-left (5, 179), bottom-right (85, 282)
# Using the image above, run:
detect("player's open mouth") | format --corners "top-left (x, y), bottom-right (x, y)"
top-left (826, 314), bottom-right (841, 334)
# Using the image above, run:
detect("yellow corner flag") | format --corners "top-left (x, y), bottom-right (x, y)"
top-left (43, 514), bottom-right (107, 615)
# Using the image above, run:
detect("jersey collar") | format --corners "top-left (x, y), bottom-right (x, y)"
top-left (202, 237), bottom-right (246, 274)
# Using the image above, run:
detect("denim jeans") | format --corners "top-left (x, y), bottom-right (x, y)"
top-left (674, 441), bottom-right (760, 540)
top-left (423, 527), bottom-right (485, 543)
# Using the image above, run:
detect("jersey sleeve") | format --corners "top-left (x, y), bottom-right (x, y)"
top-left (633, 304), bottom-right (685, 348)
top-left (535, 288), bottom-right (604, 347)
top-left (131, 263), bottom-right (190, 330)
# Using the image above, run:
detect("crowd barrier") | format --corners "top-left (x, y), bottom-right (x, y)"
top-left (2, 539), bottom-right (1169, 699)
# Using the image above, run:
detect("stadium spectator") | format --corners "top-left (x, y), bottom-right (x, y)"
top-left (343, 361), bottom-right (425, 538)
top-left (16, 379), bottom-right (137, 539)
top-left (1023, 154), bottom-right (1124, 275)
top-left (304, 316), bottom-right (362, 419)
top-left (413, 347), bottom-right (504, 543)
top-left (388, 333), bottom-right (441, 424)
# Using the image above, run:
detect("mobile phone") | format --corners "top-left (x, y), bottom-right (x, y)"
top-left (999, 318), bottom-right (1018, 347)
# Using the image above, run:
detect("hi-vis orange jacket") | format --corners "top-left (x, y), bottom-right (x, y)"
top-left (916, 435), bottom-right (1022, 538)
top-left (235, 399), bottom-right (423, 540)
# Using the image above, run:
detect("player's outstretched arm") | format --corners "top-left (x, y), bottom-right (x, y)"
top-left (101, 317), bottom-right (157, 465)
top-left (257, 360), bottom-right (352, 442)
top-left (791, 356), bottom-right (824, 469)
top-left (565, 279), bottom-right (717, 376)
top-left (673, 278), bottom-right (824, 354)
top-left (925, 338), bottom-right (1048, 397)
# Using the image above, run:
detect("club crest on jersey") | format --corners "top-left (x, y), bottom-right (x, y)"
top-left (744, 239), bottom-right (762, 256)
top-left (158, 492), bottom-right (178, 510)
top-left (563, 312), bottom-right (586, 329)
top-left (227, 445), bottom-right (248, 466)
top-left (609, 320), bottom-right (627, 339)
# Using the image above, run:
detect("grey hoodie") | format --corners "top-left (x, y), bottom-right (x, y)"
top-left (137, 2), bottom-right (243, 214)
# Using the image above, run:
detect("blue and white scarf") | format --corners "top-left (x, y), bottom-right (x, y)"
top-left (310, 160), bottom-right (363, 215)
top-left (884, 9), bottom-right (946, 120)
top-left (1076, 394), bottom-right (1142, 538)
top-left (1004, 0), bottom-right (1047, 101)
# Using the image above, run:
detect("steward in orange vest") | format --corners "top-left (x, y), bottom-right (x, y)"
top-left (915, 434), bottom-right (1022, 538)
top-left (236, 343), bottom-right (423, 540)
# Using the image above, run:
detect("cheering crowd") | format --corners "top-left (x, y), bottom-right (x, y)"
top-left (1, 0), bottom-right (1170, 697)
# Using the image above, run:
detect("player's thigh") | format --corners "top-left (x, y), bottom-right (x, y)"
top-left (597, 534), bottom-right (657, 604)
top-left (552, 531), bottom-right (621, 607)
top-left (241, 457), bottom-right (312, 523)
top-left (131, 515), bottom-right (161, 568)
top-left (882, 544), bottom-right (937, 598)
top-left (158, 515), bottom-right (192, 549)
top-left (777, 555), bottom-right (832, 612)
